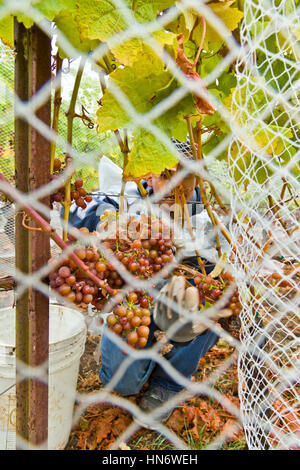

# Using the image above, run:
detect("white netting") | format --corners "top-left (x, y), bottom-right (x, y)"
top-left (0, 0), bottom-right (298, 452)
top-left (0, 41), bottom-right (15, 290)
top-left (229, 0), bottom-right (300, 450)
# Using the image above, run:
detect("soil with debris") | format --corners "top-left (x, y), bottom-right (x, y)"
top-left (65, 333), bottom-right (247, 451)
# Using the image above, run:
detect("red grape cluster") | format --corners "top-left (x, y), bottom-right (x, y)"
top-left (50, 159), bottom-right (65, 207)
top-left (100, 216), bottom-right (174, 280)
top-left (48, 242), bottom-right (105, 309)
top-left (226, 289), bottom-right (242, 316)
top-left (70, 178), bottom-right (92, 209)
top-left (107, 291), bottom-right (153, 348)
top-left (194, 271), bottom-right (242, 316)
top-left (194, 273), bottom-right (223, 303)
top-left (50, 158), bottom-right (91, 209)
top-left (49, 218), bottom-right (175, 348)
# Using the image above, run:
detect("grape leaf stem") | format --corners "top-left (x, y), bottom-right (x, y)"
top-left (50, 53), bottom-right (63, 174)
top-left (62, 56), bottom-right (86, 241)
top-left (193, 16), bottom-right (206, 68)
top-left (267, 194), bottom-right (297, 237)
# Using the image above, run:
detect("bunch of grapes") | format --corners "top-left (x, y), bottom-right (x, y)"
top-left (48, 249), bottom-right (105, 309)
top-left (225, 288), bottom-right (242, 316)
top-left (50, 170), bottom-right (65, 208)
top-left (194, 274), bottom-right (223, 303)
top-left (103, 216), bottom-right (174, 279)
top-left (106, 291), bottom-right (153, 348)
top-left (70, 178), bottom-right (92, 209)
top-left (194, 270), bottom-right (242, 316)
top-left (49, 218), bottom-right (175, 348)
top-left (50, 158), bottom-right (91, 210)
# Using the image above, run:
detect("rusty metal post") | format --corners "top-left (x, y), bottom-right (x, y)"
top-left (14, 19), bottom-right (51, 449)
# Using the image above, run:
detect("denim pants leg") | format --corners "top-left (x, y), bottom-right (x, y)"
top-left (149, 329), bottom-right (220, 393)
top-left (100, 323), bottom-right (219, 396)
top-left (100, 258), bottom-right (219, 396)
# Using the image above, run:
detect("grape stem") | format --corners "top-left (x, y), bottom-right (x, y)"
top-left (50, 53), bottom-right (63, 174)
top-left (174, 185), bottom-right (183, 229)
top-left (193, 16), bottom-right (206, 68)
top-left (180, 190), bottom-right (207, 275)
top-left (186, 117), bottom-right (223, 259)
top-left (279, 177), bottom-right (300, 208)
top-left (187, 117), bottom-right (249, 271)
top-left (185, 115), bottom-right (263, 255)
top-left (0, 173), bottom-right (115, 295)
top-left (114, 128), bottom-right (150, 212)
top-left (195, 122), bottom-right (223, 259)
top-left (267, 194), bottom-right (298, 236)
top-left (208, 182), bottom-right (230, 215)
top-left (62, 56), bottom-right (86, 241)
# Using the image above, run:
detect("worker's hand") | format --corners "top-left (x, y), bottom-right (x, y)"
top-left (153, 275), bottom-right (232, 342)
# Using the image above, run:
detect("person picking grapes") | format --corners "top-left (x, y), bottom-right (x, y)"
top-left (67, 139), bottom-right (233, 426)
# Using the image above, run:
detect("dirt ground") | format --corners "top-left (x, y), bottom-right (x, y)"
top-left (65, 333), bottom-right (247, 451)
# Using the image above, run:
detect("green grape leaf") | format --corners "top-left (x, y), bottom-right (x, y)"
top-left (153, 82), bottom-right (196, 141)
top-left (36, 0), bottom-right (76, 19)
top-left (96, 61), bottom-right (174, 132)
top-left (203, 132), bottom-right (229, 162)
top-left (96, 52), bottom-right (196, 180)
top-left (183, 40), bottom-right (197, 61)
top-left (123, 128), bottom-right (179, 180)
top-left (55, 10), bottom-right (100, 57)
top-left (0, 15), bottom-right (13, 48)
top-left (76, 0), bottom-right (174, 42)
top-left (224, 78), bottom-right (269, 122)
top-left (181, 9), bottom-right (197, 36)
top-left (192, 1), bottom-right (244, 48)
top-left (174, 8), bottom-right (197, 41)
top-left (133, 0), bottom-right (176, 23)
top-left (0, 0), bottom-right (77, 45)
top-left (229, 142), bottom-right (272, 186)
top-left (110, 30), bottom-right (178, 68)
top-left (201, 52), bottom-right (237, 97)
top-left (76, 0), bottom-right (129, 41)
top-left (253, 125), bottom-right (293, 157)
top-left (201, 53), bottom-right (223, 77)
top-left (280, 147), bottom-right (300, 181)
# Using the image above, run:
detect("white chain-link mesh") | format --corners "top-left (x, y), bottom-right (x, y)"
top-left (229, 0), bottom-right (300, 450)
top-left (0, 0), bottom-right (298, 451)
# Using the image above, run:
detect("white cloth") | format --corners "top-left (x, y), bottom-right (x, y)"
top-left (98, 156), bottom-right (231, 262)
top-left (98, 156), bottom-right (139, 204)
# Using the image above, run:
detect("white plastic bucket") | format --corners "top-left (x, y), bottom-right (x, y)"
top-left (0, 304), bottom-right (87, 450)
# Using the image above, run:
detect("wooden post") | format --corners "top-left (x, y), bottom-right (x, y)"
top-left (14, 19), bottom-right (51, 449)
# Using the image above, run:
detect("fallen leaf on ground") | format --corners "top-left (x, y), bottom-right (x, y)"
top-left (119, 442), bottom-right (131, 450)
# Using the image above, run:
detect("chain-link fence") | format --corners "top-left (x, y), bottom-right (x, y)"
top-left (0, 0), bottom-right (299, 451)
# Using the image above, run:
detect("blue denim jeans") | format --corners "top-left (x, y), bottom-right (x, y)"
top-left (99, 258), bottom-right (219, 395)
top-left (99, 322), bottom-right (219, 395)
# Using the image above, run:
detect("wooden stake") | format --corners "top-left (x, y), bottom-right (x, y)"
top-left (14, 21), bottom-right (51, 448)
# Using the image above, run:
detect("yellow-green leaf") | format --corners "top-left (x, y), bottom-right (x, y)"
top-left (0, 15), bottom-right (13, 49)
top-left (192, 1), bottom-right (244, 48)
top-left (123, 128), bottom-right (179, 180)
top-left (97, 62), bottom-right (174, 132)
top-left (110, 31), bottom-right (177, 68)
top-left (55, 10), bottom-right (100, 57)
